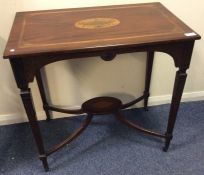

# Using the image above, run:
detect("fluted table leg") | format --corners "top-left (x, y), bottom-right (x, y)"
top-left (163, 68), bottom-right (188, 151)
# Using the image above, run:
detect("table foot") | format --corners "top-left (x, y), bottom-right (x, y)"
top-left (163, 146), bottom-right (168, 152)
top-left (44, 108), bottom-right (52, 122)
top-left (143, 93), bottom-right (149, 112)
top-left (39, 155), bottom-right (49, 171)
top-left (163, 133), bottom-right (173, 152)
top-left (43, 159), bottom-right (49, 172)
top-left (46, 117), bottom-right (51, 122)
top-left (144, 106), bottom-right (149, 111)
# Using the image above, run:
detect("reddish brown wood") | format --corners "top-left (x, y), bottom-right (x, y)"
top-left (45, 104), bottom-right (83, 114)
top-left (163, 68), bottom-right (188, 151)
top-left (7, 41), bottom-right (198, 85)
top-left (82, 97), bottom-right (122, 115)
top-left (36, 70), bottom-right (51, 121)
top-left (46, 114), bottom-right (93, 156)
top-left (121, 94), bottom-right (147, 109)
top-left (20, 89), bottom-right (49, 171)
top-left (115, 112), bottom-right (166, 138)
top-left (3, 2), bottom-right (201, 172)
top-left (3, 2), bottom-right (200, 59)
top-left (144, 51), bottom-right (154, 111)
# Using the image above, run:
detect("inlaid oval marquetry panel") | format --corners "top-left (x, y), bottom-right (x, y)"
top-left (75, 18), bottom-right (120, 29)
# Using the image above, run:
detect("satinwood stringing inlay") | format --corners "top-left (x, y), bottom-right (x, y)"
top-left (75, 18), bottom-right (120, 29)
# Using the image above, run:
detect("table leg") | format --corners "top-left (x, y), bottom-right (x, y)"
top-left (36, 69), bottom-right (51, 121)
top-left (20, 88), bottom-right (49, 171)
top-left (144, 51), bottom-right (154, 111)
top-left (163, 68), bottom-right (187, 151)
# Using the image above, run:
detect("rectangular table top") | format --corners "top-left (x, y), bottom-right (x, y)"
top-left (3, 2), bottom-right (200, 58)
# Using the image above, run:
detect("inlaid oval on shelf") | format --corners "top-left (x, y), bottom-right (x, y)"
top-left (75, 18), bottom-right (120, 29)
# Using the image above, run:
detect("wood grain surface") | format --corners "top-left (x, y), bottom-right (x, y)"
top-left (3, 2), bottom-right (200, 58)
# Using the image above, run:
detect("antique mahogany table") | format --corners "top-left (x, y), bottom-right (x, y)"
top-left (3, 2), bottom-right (201, 171)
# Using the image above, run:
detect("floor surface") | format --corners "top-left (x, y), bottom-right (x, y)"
top-left (0, 101), bottom-right (204, 175)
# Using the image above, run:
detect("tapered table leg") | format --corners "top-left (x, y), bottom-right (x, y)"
top-left (144, 51), bottom-right (154, 111)
top-left (20, 88), bottom-right (49, 171)
top-left (36, 69), bottom-right (51, 121)
top-left (163, 68), bottom-right (187, 151)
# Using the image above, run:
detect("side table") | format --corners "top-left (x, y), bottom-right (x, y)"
top-left (3, 2), bottom-right (201, 171)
